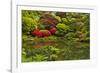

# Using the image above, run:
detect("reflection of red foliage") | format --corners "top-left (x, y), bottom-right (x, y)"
top-left (33, 41), bottom-right (56, 48)
top-left (49, 27), bottom-right (57, 34)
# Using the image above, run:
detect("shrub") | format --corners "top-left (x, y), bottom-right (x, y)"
top-left (22, 17), bottom-right (37, 34)
top-left (56, 23), bottom-right (70, 36)
top-left (32, 54), bottom-right (48, 61)
top-left (40, 30), bottom-right (51, 37)
top-left (49, 27), bottom-right (57, 34)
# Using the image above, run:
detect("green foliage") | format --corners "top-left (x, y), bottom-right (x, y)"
top-left (50, 54), bottom-right (58, 61)
top-left (56, 23), bottom-right (70, 36)
top-left (22, 46), bottom-right (61, 62)
top-left (22, 10), bottom-right (90, 62)
top-left (50, 46), bottom-right (60, 54)
top-left (22, 17), bottom-right (37, 34)
top-left (51, 12), bottom-right (62, 22)
top-left (61, 18), bottom-right (69, 24)
top-left (33, 54), bottom-right (48, 61)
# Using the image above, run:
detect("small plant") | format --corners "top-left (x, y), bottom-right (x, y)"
top-left (32, 54), bottom-right (48, 61)
top-left (50, 46), bottom-right (60, 54)
top-left (43, 46), bottom-right (61, 61)
top-left (50, 54), bottom-right (58, 61)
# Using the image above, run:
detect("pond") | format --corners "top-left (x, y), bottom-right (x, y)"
top-left (22, 36), bottom-right (90, 62)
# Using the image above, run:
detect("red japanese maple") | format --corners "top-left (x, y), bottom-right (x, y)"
top-left (40, 30), bottom-right (51, 37)
top-left (49, 27), bottom-right (57, 34)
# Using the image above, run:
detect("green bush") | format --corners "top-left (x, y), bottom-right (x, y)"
top-left (22, 17), bottom-right (37, 34)
top-left (56, 23), bottom-right (70, 36)
top-left (32, 54), bottom-right (48, 61)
